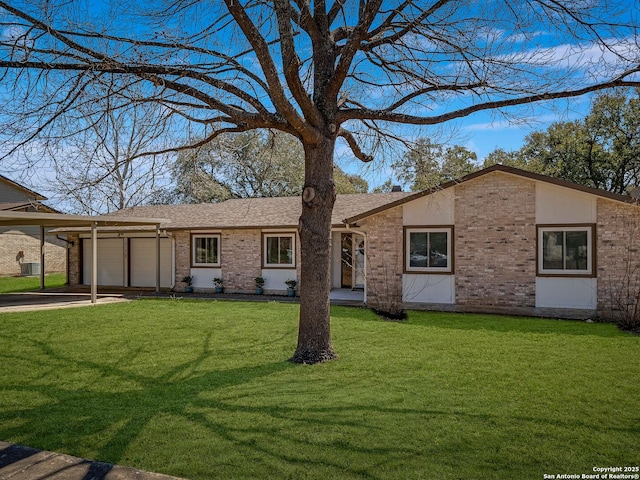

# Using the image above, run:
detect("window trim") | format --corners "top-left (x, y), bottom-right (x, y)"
top-left (191, 234), bottom-right (221, 267)
top-left (403, 226), bottom-right (454, 274)
top-left (536, 224), bottom-right (596, 277)
top-left (262, 232), bottom-right (297, 269)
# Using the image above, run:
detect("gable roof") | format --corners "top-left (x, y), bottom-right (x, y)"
top-left (0, 201), bottom-right (61, 214)
top-left (342, 164), bottom-right (639, 225)
top-left (108, 191), bottom-right (414, 230)
top-left (0, 174), bottom-right (47, 201)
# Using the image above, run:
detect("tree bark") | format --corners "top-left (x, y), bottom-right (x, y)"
top-left (290, 135), bottom-right (338, 364)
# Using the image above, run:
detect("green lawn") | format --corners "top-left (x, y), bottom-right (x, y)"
top-left (0, 272), bottom-right (66, 293)
top-left (0, 300), bottom-right (637, 479)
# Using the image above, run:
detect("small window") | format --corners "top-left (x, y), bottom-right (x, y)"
top-left (263, 233), bottom-right (296, 267)
top-left (537, 225), bottom-right (594, 276)
top-left (405, 227), bottom-right (453, 273)
top-left (192, 235), bottom-right (220, 266)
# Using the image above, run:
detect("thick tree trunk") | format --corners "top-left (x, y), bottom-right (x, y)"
top-left (289, 136), bottom-right (338, 364)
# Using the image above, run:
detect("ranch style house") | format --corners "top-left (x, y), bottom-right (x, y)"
top-left (60, 165), bottom-right (640, 319)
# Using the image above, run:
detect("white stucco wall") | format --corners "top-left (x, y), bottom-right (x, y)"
top-left (535, 181), bottom-right (598, 309)
top-left (403, 274), bottom-right (455, 304)
top-left (536, 182), bottom-right (597, 224)
top-left (191, 267), bottom-right (222, 288)
top-left (403, 189), bottom-right (454, 226)
top-left (535, 277), bottom-right (598, 309)
top-left (401, 190), bottom-right (455, 304)
top-left (261, 268), bottom-right (296, 291)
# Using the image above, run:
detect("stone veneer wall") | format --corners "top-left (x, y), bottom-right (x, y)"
top-left (596, 198), bottom-right (640, 314)
top-left (221, 228), bottom-right (262, 292)
top-left (454, 173), bottom-right (537, 308)
top-left (173, 230), bottom-right (190, 291)
top-left (365, 206), bottom-right (403, 310)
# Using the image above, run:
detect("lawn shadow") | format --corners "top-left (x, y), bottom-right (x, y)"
top-left (0, 331), bottom-right (297, 473)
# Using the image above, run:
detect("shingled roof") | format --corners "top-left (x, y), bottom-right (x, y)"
top-left (108, 192), bottom-right (413, 230)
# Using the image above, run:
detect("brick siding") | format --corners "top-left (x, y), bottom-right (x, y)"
top-left (454, 173), bottom-right (537, 308)
top-left (67, 234), bottom-right (80, 285)
top-left (0, 228), bottom-right (66, 276)
top-left (173, 231), bottom-right (191, 291)
top-left (221, 229), bottom-right (262, 292)
top-left (365, 206), bottom-right (403, 311)
top-left (596, 198), bottom-right (640, 314)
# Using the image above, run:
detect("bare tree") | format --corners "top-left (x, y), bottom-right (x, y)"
top-left (0, 1), bottom-right (638, 363)
top-left (52, 78), bottom-right (174, 214)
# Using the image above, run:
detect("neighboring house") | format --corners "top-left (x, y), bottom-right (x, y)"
top-left (64, 165), bottom-right (640, 318)
top-left (0, 175), bottom-right (67, 276)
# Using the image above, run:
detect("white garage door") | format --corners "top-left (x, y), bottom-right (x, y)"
top-left (82, 238), bottom-right (125, 286)
top-left (129, 238), bottom-right (172, 288)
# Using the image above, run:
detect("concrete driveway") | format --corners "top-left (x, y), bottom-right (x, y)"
top-left (0, 289), bottom-right (129, 313)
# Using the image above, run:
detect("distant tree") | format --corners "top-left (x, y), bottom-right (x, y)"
top-left (334, 171), bottom-right (369, 194)
top-left (391, 138), bottom-right (442, 191)
top-left (482, 148), bottom-right (542, 172)
top-left (486, 89), bottom-right (640, 194)
top-left (583, 88), bottom-right (640, 193)
top-left (371, 179), bottom-right (395, 194)
top-left (392, 138), bottom-right (478, 191)
top-left (440, 145), bottom-right (478, 183)
top-left (173, 130), bottom-right (367, 203)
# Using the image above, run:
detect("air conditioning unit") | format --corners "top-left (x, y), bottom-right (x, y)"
top-left (20, 262), bottom-right (41, 276)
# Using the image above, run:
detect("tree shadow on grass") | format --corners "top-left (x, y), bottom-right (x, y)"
top-left (0, 326), bottom-right (636, 479)
top-left (0, 332), bottom-right (424, 479)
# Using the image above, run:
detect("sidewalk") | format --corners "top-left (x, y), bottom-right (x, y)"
top-left (0, 442), bottom-right (185, 480)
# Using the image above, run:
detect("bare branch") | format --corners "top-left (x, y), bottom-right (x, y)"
top-left (338, 127), bottom-right (373, 163)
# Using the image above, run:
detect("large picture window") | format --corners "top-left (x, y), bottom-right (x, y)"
top-left (263, 233), bottom-right (296, 267)
top-left (404, 227), bottom-right (453, 273)
top-left (537, 225), bottom-right (594, 276)
top-left (192, 234), bottom-right (220, 266)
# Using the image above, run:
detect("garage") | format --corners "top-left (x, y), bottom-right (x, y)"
top-left (129, 238), bottom-right (172, 288)
top-left (82, 238), bottom-right (125, 286)
top-left (82, 236), bottom-right (173, 288)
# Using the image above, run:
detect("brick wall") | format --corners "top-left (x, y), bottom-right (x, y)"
top-left (454, 173), bottom-right (537, 308)
top-left (596, 199), bottom-right (640, 314)
top-left (173, 230), bottom-right (190, 291)
top-left (67, 234), bottom-right (80, 285)
top-left (221, 228), bottom-right (262, 292)
top-left (0, 228), bottom-right (66, 276)
top-left (365, 206), bottom-right (403, 311)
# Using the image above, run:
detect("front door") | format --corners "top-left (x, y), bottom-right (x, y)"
top-left (341, 233), bottom-right (365, 289)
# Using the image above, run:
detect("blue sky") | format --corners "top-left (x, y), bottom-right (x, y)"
top-left (339, 93), bottom-right (594, 188)
top-left (0, 0), bottom-right (637, 204)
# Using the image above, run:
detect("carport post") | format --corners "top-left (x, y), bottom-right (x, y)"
top-left (156, 224), bottom-right (161, 293)
top-left (91, 221), bottom-right (98, 304)
top-left (39, 226), bottom-right (45, 290)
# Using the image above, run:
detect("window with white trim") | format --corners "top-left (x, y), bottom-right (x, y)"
top-left (192, 235), bottom-right (220, 266)
top-left (405, 227), bottom-right (452, 273)
top-left (537, 225), bottom-right (594, 276)
top-left (263, 233), bottom-right (296, 267)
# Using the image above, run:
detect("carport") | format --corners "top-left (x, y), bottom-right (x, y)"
top-left (0, 211), bottom-right (169, 304)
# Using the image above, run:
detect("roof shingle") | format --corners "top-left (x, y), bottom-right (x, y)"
top-left (109, 192), bottom-right (414, 230)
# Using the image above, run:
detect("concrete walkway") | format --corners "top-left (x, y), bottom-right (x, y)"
top-left (0, 442), bottom-right (184, 480)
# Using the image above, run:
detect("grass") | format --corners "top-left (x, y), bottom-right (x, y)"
top-left (0, 272), bottom-right (66, 293)
top-left (0, 299), bottom-right (637, 479)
